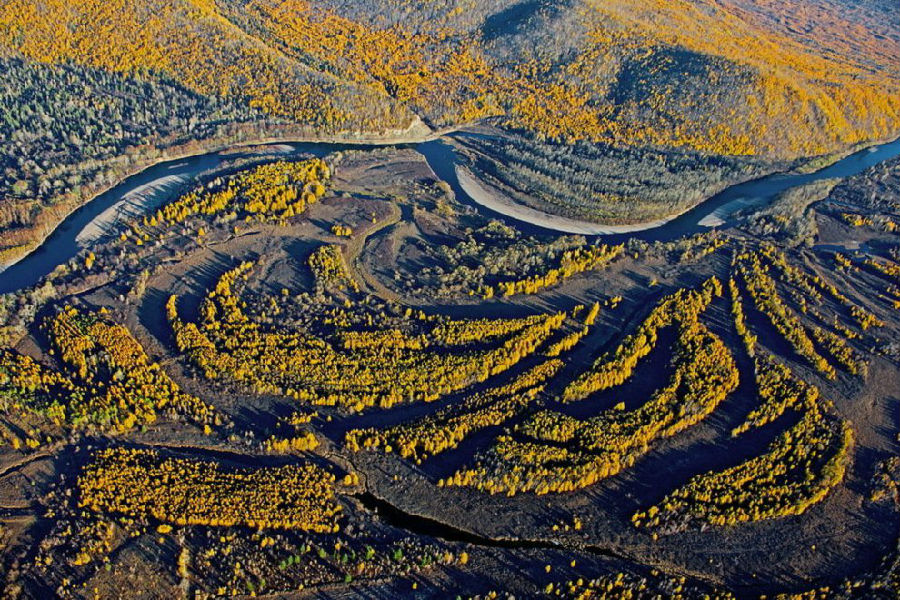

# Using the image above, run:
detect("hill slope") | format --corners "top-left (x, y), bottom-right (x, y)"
top-left (3, 0), bottom-right (897, 156)
top-left (0, 0), bottom-right (898, 262)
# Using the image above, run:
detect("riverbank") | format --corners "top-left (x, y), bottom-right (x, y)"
top-left (455, 166), bottom-right (679, 235)
top-left (74, 174), bottom-right (189, 246)
top-left (74, 144), bottom-right (305, 247)
top-left (0, 117), bottom-right (448, 274)
top-left (4, 129), bottom-right (900, 295)
top-left (791, 132), bottom-right (900, 175)
top-left (450, 134), bottom-right (900, 240)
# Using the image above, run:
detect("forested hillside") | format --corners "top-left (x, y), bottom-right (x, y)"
top-left (0, 0), bottom-right (898, 263)
top-left (0, 58), bottom-right (282, 263)
top-left (4, 0), bottom-right (896, 154)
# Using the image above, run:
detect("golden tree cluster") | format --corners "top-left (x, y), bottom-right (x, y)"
top-left (495, 244), bottom-right (623, 297)
top-left (0, 307), bottom-right (214, 445)
top-left (79, 447), bottom-right (342, 532)
top-left (563, 278), bottom-right (722, 402)
top-left (308, 244), bottom-right (360, 294)
top-left (631, 258), bottom-right (859, 531)
top-left (168, 262), bottom-right (565, 411)
top-left (736, 254), bottom-right (836, 378)
top-left (124, 159), bottom-right (329, 245)
top-left (346, 359), bottom-right (564, 460)
top-left (447, 282), bottom-right (739, 495)
top-left (634, 399), bottom-right (852, 530)
top-left (733, 247), bottom-right (875, 378)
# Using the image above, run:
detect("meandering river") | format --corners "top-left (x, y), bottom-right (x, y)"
top-left (1, 134), bottom-right (899, 295)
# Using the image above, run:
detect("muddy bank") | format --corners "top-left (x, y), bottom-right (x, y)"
top-left (455, 166), bottom-right (677, 235)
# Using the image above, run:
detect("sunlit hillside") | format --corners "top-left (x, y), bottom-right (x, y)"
top-left (2, 0), bottom-right (898, 157)
top-left (0, 0), bottom-right (409, 129)
top-left (0, 0), bottom-right (897, 266)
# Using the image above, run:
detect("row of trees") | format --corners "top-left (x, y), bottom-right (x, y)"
top-left (635, 356), bottom-right (852, 530)
top-left (563, 278), bottom-right (722, 401)
top-left (79, 448), bottom-right (342, 532)
top-left (633, 245), bottom-right (867, 531)
top-left (545, 570), bottom-right (734, 599)
top-left (168, 261), bottom-right (567, 411)
top-left (447, 281), bottom-right (739, 495)
top-left (734, 247), bottom-right (880, 381)
top-left (346, 358), bottom-right (563, 460)
top-left (0, 306), bottom-right (216, 448)
top-left (493, 244), bottom-right (623, 297)
top-left (736, 254), bottom-right (838, 379)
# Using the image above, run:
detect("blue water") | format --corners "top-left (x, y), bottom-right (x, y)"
top-left (621, 135), bottom-right (900, 245)
top-left (1, 135), bottom-right (899, 295)
top-left (416, 135), bottom-right (900, 243)
top-left (0, 143), bottom-right (340, 294)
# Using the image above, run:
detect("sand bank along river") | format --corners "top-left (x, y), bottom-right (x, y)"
top-left (1, 134), bottom-right (899, 295)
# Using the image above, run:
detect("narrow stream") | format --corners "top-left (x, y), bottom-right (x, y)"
top-left (355, 492), bottom-right (560, 550)
top-left (2, 134), bottom-right (899, 295)
top-left (354, 491), bottom-right (629, 565)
